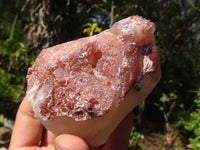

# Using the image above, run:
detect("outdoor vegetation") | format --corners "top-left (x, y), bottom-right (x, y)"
top-left (0, 0), bottom-right (200, 149)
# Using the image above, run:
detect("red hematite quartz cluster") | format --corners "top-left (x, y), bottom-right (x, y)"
top-left (26, 16), bottom-right (160, 146)
top-left (26, 16), bottom-right (157, 122)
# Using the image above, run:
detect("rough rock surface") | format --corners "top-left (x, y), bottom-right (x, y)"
top-left (26, 15), bottom-right (157, 122)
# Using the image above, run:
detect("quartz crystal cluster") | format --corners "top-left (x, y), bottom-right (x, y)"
top-left (26, 15), bottom-right (157, 122)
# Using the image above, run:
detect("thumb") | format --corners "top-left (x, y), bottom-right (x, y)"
top-left (55, 134), bottom-right (90, 150)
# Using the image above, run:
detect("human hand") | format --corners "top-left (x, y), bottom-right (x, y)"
top-left (9, 98), bottom-right (90, 150)
top-left (9, 97), bottom-right (134, 150)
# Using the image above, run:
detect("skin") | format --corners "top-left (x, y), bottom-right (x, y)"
top-left (9, 50), bottom-right (161, 150)
top-left (9, 98), bottom-right (133, 150)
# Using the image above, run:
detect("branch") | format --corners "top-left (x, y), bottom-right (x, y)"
top-left (166, 101), bottom-right (176, 122)
top-left (109, 0), bottom-right (114, 27)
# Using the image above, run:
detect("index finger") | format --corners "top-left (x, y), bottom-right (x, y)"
top-left (9, 97), bottom-right (43, 149)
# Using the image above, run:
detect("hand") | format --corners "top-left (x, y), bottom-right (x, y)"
top-left (9, 98), bottom-right (89, 150)
top-left (9, 98), bottom-right (134, 150)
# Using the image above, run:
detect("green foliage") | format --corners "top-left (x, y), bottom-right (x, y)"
top-left (173, 146), bottom-right (181, 150)
top-left (0, 35), bottom-right (35, 114)
top-left (0, 11), bottom-right (36, 115)
top-left (83, 23), bottom-right (102, 36)
top-left (128, 127), bottom-right (144, 150)
top-left (0, 38), bottom-right (29, 114)
top-left (157, 92), bottom-right (177, 111)
top-left (9, 15), bottom-right (18, 39)
top-left (0, 68), bottom-right (22, 99)
top-left (0, 114), bottom-right (4, 126)
top-left (183, 92), bottom-right (200, 150)
top-left (176, 91), bottom-right (200, 149)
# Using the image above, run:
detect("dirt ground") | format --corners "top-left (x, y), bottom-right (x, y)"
top-left (132, 121), bottom-right (192, 150)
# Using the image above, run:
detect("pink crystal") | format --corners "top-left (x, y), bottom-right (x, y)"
top-left (26, 15), bottom-right (157, 122)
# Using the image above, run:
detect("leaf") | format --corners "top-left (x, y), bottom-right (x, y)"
top-left (82, 23), bottom-right (92, 27)
top-left (10, 15), bottom-right (18, 38)
top-left (132, 4), bottom-right (138, 9)
top-left (159, 107), bottom-right (164, 111)
top-left (160, 93), bottom-right (169, 102)
top-left (83, 28), bottom-right (91, 34)
top-left (83, 22), bottom-right (102, 36)
top-left (19, 42), bottom-right (25, 48)
top-left (0, 114), bottom-right (4, 126)
top-left (169, 92), bottom-right (177, 99)
top-left (92, 23), bottom-right (98, 29)
top-left (15, 50), bottom-right (21, 60)
top-left (95, 28), bottom-right (102, 33)
top-left (91, 4), bottom-right (103, 9)
top-left (180, 103), bottom-right (184, 109)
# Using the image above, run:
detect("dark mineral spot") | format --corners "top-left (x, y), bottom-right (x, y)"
top-left (75, 111), bottom-right (84, 116)
top-left (141, 44), bottom-right (153, 55)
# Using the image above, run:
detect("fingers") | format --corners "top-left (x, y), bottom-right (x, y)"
top-left (40, 129), bottom-right (56, 146)
top-left (14, 145), bottom-right (55, 150)
top-left (9, 97), bottom-right (89, 150)
top-left (55, 134), bottom-right (90, 150)
top-left (9, 98), bottom-right (43, 149)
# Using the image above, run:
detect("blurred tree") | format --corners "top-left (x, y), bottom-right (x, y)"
top-left (0, 0), bottom-right (35, 118)
top-left (20, 0), bottom-right (105, 52)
